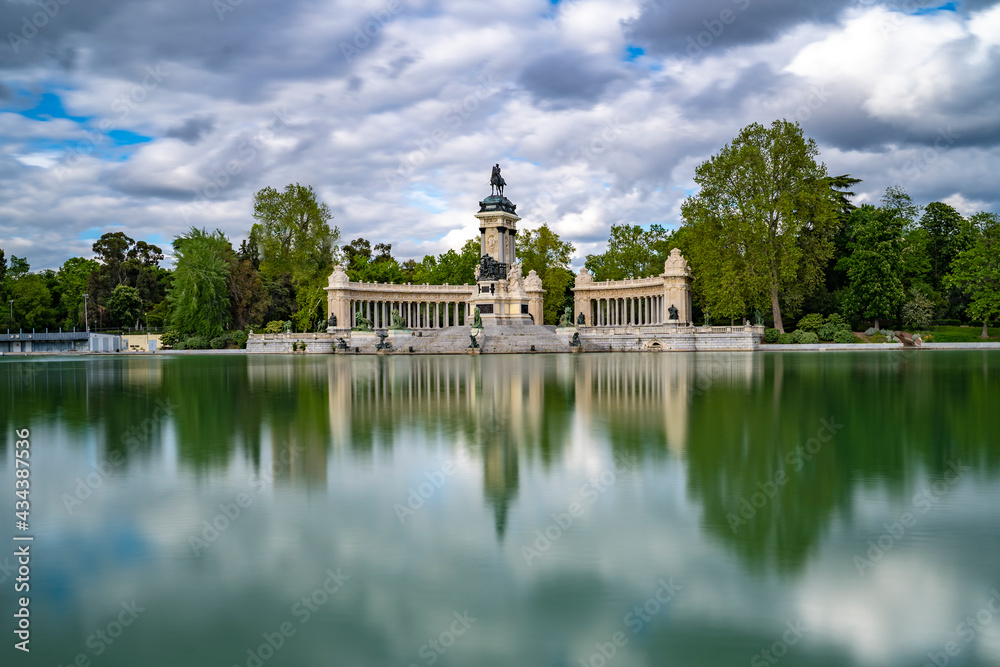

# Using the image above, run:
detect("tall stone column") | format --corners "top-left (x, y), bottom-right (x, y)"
top-left (325, 265), bottom-right (351, 331)
top-left (524, 270), bottom-right (544, 325)
top-left (661, 248), bottom-right (693, 325)
top-left (573, 268), bottom-right (594, 326)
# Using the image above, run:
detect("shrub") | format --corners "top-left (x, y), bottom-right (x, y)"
top-left (791, 329), bottom-right (808, 344)
top-left (778, 333), bottom-right (794, 344)
top-left (797, 313), bottom-right (824, 332)
top-left (210, 336), bottom-right (226, 349)
top-left (263, 320), bottom-right (285, 334)
top-left (799, 331), bottom-right (819, 344)
top-left (231, 330), bottom-right (249, 349)
top-left (764, 327), bottom-right (780, 343)
top-left (817, 323), bottom-right (837, 341)
top-left (826, 313), bottom-right (850, 332)
top-left (186, 335), bottom-right (209, 349)
top-left (160, 330), bottom-right (181, 348)
top-left (833, 330), bottom-right (854, 344)
top-left (902, 288), bottom-right (933, 329)
top-left (864, 326), bottom-right (878, 337)
top-left (931, 319), bottom-right (960, 326)
top-left (291, 342), bottom-right (298, 351)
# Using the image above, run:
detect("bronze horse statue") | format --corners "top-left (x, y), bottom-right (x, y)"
top-left (490, 164), bottom-right (506, 197)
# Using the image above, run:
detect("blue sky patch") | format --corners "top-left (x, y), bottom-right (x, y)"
top-left (625, 45), bottom-right (645, 62)
top-left (16, 91), bottom-right (90, 123)
top-left (910, 2), bottom-right (957, 15)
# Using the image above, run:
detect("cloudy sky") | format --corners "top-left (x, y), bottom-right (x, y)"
top-left (2, 0), bottom-right (998, 270)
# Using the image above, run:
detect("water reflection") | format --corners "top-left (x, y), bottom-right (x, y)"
top-left (2, 352), bottom-right (1000, 666)
top-left (3, 352), bottom-right (998, 576)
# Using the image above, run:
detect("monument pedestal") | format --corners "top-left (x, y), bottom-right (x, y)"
top-left (471, 280), bottom-right (533, 326)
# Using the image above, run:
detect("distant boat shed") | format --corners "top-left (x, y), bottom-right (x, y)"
top-left (0, 331), bottom-right (122, 353)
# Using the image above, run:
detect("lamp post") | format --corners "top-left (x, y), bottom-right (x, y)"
top-left (83, 294), bottom-right (90, 332)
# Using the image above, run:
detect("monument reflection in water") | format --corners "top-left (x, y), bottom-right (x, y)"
top-left (2, 352), bottom-right (999, 666)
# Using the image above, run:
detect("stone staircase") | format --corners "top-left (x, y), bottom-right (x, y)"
top-left (396, 326), bottom-right (478, 354)
top-left (480, 323), bottom-right (572, 354)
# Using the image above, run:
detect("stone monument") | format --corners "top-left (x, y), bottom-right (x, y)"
top-left (472, 164), bottom-right (543, 325)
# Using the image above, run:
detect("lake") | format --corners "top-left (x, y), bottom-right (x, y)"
top-left (2, 351), bottom-right (999, 666)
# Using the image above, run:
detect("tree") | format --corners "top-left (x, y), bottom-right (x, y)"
top-left (680, 120), bottom-right (840, 331)
top-left (584, 224), bottom-right (673, 281)
top-left (56, 257), bottom-right (99, 329)
top-left (8, 274), bottom-right (53, 329)
top-left (107, 284), bottom-right (143, 329)
top-left (228, 254), bottom-right (268, 330)
top-left (251, 184), bottom-right (339, 330)
top-left (947, 212), bottom-right (1000, 338)
top-left (343, 238), bottom-right (404, 284)
top-left (920, 202), bottom-right (965, 291)
top-left (844, 188), bottom-right (915, 329)
top-left (87, 232), bottom-right (167, 328)
top-left (92, 232), bottom-right (133, 286)
top-left (167, 228), bottom-right (232, 339)
top-left (518, 224), bottom-right (576, 324)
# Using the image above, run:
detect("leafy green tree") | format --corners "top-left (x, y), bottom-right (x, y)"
top-left (228, 254), bottom-right (268, 330)
top-left (86, 232), bottom-right (167, 328)
top-left (251, 183), bottom-right (339, 331)
top-left (920, 202), bottom-right (965, 290)
top-left (8, 274), bottom-right (54, 329)
top-left (947, 212), bottom-right (1000, 338)
top-left (343, 238), bottom-right (404, 284)
top-left (518, 224), bottom-right (576, 324)
top-left (55, 257), bottom-right (99, 329)
top-left (584, 224), bottom-right (673, 281)
top-left (680, 120), bottom-right (840, 331)
top-left (107, 284), bottom-right (143, 329)
top-left (167, 228), bottom-right (232, 339)
top-left (844, 188), bottom-right (915, 329)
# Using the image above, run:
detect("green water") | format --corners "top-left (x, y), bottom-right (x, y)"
top-left (1, 352), bottom-right (999, 666)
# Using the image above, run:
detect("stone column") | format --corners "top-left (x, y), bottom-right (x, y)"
top-left (524, 270), bottom-right (544, 325)
top-left (661, 248), bottom-right (694, 325)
